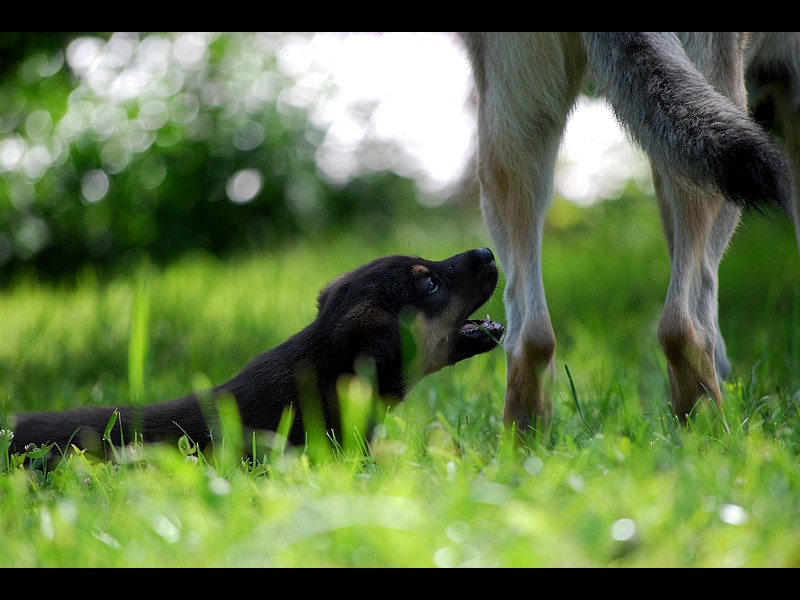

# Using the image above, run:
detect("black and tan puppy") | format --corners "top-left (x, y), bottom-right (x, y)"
top-left (3, 248), bottom-right (503, 460)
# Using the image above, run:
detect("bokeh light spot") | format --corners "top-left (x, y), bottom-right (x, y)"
top-left (611, 518), bottom-right (636, 541)
top-left (25, 110), bottom-right (54, 141)
top-left (232, 120), bottom-right (265, 151)
top-left (66, 37), bottom-right (103, 74)
top-left (226, 168), bottom-right (262, 204)
top-left (718, 503), bottom-right (749, 526)
top-left (0, 135), bottom-right (26, 171)
top-left (81, 169), bottom-right (110, 203)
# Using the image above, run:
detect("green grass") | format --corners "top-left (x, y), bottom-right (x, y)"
top-left (2, 193), bottom-right (800, 567)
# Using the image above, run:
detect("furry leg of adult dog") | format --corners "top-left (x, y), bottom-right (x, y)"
top-left (462, 33), bottom-right (585, 432)
top-left (621, 32), bottom-right (752, 424)
top-left (462, 32), bottom-right (793, 433)
top-left (3, 248), bottom-right (504, 462)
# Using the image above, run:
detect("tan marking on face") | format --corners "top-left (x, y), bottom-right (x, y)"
top-left (410, 264), bottom-right (430, 277)
top-left (404, 301), bottom-right (465, 384)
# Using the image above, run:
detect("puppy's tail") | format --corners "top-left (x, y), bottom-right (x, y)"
top-left (582, 32), bottom-right (792, 213)
top-left (4, 395), bottom-right (206, 459)
top-left (3, 406), bottom-right (131, 457)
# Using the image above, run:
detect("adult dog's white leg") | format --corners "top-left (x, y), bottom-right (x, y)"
top-left (655, 174), bottom-right (740, 423)
top-left (463, 32), bottom-right (585, 433)
top-left (655, 33), bottom-right (752, 424)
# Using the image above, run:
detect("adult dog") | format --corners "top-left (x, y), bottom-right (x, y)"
top-left (461, 32), bottom-right (798, 433)
top-left (2, 248), bottom-right (503, 461)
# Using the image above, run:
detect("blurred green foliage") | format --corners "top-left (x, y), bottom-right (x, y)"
top-left (0, 32), bottom-right (423, 282)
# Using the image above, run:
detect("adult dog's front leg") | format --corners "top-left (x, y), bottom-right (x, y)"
top-left (464, 32), bottom-right (585, 435)
top-left (482, 186), bottom-right (557, 433)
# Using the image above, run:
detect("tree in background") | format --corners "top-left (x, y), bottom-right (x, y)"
top-left (0, 32), bottom-right (425, 281)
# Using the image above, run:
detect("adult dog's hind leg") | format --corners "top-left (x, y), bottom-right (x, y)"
top-left (655, 174), bottom-right (740, 424)
top-left (656, 33), bottom-right (750, 426)
top-left (464, 33), bottom-right (586, 434)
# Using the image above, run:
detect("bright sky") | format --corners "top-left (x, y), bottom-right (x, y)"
top-left (0, 33), bottom-right (654, 264)
top-left (289, 32), bottom-right (651, 206)
top-left (1, 32), bottom-right (652, 210)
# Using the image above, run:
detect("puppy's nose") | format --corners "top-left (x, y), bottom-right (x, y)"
top-left (476, 247), bottom-right (495, 264)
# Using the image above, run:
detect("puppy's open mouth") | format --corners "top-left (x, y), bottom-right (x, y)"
top-left (461, 315), bottom-right (504, 343)
top-left (452, 314), bottom-right (504, 363)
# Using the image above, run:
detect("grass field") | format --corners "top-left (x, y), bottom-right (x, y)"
top-left (2, 190), bottom-right (800, 567)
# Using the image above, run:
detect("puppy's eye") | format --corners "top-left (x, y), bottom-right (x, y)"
top-left (425, 277), bottom-right (439, 295)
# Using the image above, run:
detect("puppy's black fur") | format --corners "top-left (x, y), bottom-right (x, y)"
top-left (3, 248), bottom-right (503, 460)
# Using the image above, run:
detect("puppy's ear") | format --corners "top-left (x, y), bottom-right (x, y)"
top-left (333, 299), bottom-right (396, 355)
top-left (317, 274), bottom-right (345, 313)
top-left (333, 299), bottom-right (405, 397)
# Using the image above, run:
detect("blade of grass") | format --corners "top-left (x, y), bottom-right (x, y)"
top-left (564, 363), bottom-right (594, 436)
top-left (128, 272), bottom-right (150, 405)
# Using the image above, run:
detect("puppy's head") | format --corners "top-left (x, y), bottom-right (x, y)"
top-left (316, 248), bottom-right (504, 396)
